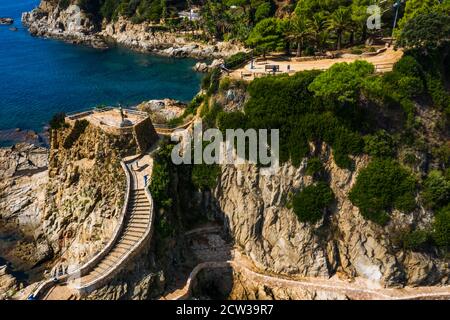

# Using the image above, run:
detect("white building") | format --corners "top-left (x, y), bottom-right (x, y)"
top-left (178, 9), bottom-right (200, 21)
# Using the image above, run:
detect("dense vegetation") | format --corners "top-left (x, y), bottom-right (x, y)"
top-left (148, 143), bottom-right (176, 238)
top-left (349, 159), bottom-right (416, 225)
top-left (68, 0), bottom-right (450, 58)
top-left (149, 144), bottom-right (174, 210)
top-left (217, 66), bottom-right (366, 169)
top-left (305, 157), bottom-right (324, 177)
top-left (191, 163), bottom-right (221, 190)
top-left (292, 182), bottom-right (334, 223)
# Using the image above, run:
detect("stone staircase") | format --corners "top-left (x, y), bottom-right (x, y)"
top-left (31, 155), bottom-right (155, 299)
top-left (75, 188), bottom-right (152, 289)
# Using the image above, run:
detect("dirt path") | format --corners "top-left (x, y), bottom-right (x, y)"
top-left (231, 48), bottom-right (403, 80)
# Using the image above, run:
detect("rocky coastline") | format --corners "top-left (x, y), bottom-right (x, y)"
top-left (21, 4), bottom-right (245, 59)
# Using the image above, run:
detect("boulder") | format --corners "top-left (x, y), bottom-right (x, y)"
top-left (193, 62), bottom-right (208, 73)
top-left (0, 18), bottom-right (14, 25)
top-left (209, 58), bottom-right (224, 69)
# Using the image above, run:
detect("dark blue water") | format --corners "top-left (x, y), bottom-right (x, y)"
top-left (0, 0), bottom-right (202, 137)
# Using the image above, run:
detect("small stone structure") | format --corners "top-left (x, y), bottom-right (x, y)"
top-left (65, 107), bottom-right (158, 153)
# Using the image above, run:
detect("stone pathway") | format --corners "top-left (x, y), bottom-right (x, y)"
top-left (163, 249), bottom-right (450, 300)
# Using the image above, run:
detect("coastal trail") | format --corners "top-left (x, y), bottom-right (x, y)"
top-left (162, 248), bottom-right (450, 300)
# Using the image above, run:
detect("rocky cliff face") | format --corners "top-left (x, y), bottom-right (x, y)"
top-left (0, 266), bottom-right (20, 300)
top-left (22, 1), bottom-right (108, 49)
top-left (212, 143), bottom-right (448, 288)
top-left (0, 144), bottom-right (52, 276)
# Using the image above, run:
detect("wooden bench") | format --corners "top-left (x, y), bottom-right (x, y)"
top-left (265, 65), bottom-right (280, 73)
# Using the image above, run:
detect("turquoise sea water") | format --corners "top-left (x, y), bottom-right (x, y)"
top-left (0, 0), bottom-right (202, 141)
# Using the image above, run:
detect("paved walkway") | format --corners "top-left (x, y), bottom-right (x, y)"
top-left (231, 48), bottom-right (403, 80)
top-left (164, 249), bottom-right (450, 300)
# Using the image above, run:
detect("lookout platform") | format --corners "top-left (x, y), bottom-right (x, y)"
top-left (65, 107), bottom-right (159, 153)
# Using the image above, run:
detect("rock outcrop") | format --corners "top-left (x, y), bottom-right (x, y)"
top-left (42, 122), bottom-right (140, 274)
top-left (193, 59), bottom-right (225, 72)
top-left (22, 2), bottom-right (108, 49)
top-left (212, 143), bottom-right (449, 287)
top-left (0, 266), bottom-right (20, 300)
top-left (0, 143), bottom-right (48, 230)
top-left (137, 99), bottom-right (186, 124)
top-left (0, 18), bottom-right (14, 25)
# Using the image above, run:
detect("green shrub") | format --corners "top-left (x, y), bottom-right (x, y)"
top-left (363, 130), bottom-right (396, 158)
top-left (191, 163), bottom-right (221, 190)
top-left (59, 0), bottom-right (71, 10)
top-left (49, 112), bottom-right (66, 130)
top-left (183, 95), bottom-right (204, 118)
top-left (393, 56), bottom-right (424, 78)
top-left (432, 144), bottom-right (450, 167)
top-left (305, 157), bottom-right (324, 176)
top-left (217, 111), bottom-right (248, 130)
top-left (254, 2), bottom-right (272, 22)
top-left (349, 159), bottom-right (417, 225)
top-left (308, 61), bottom-right (375, 104)
top-left (397, 76), bottom-right (425, 98)
top-left (292, 182), bottom-right (334, 223)
top-left (204, 68), bottom-right (221, 96)
top-left (422, 170), bottom-right (450, 210)
top-left (214, 70), bottom-right (364, 169)
top-left (149, 144), bottom-right (173, 209)
top-left (401, 229), bottom-right (430, 251)
top-left (63, 120), bottom-right (89, 149)
top-left (224, 52), bottom-right (252, 69)
top-left (425, 74), bottom-right (450, 111)
top-left (432, 205), bottom-right (450, 248)
top-left (219, 77), bottom-right (232, 92)
top-left (167, 116), bottom-right (184, 128)
top-left (202, 102), bottom-right (222, 128)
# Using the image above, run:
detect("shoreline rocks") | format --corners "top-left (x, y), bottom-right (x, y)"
top-left (21, 5), bottom-right (244, 59)
top-left (0, 18), bottom-right (14, 25)
top-left (193, 59), bottom-right (224, 73)
top-left (22, 6), bottom-right (109, 50)
top-left (0, 128), bottom-right (48, 147)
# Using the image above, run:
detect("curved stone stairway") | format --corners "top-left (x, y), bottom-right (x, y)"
top-left (75, 187), bottom-right (152, 289)
top-left (32, 155), bottom-right (154, 300)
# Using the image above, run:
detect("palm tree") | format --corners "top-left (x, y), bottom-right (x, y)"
top-left (329, 7), bottom-right (352, 50)
top-left (308, 12), bottom-right (329, 52)
top-left (287, 14), bottom-right (311, 57)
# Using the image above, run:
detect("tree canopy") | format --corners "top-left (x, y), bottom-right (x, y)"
top-left (308, 60), bottom-right (375, 104)
top-left (398, 12), bottom-right (450, 51)
top-left (246, 18), bottom-right (286, 56)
